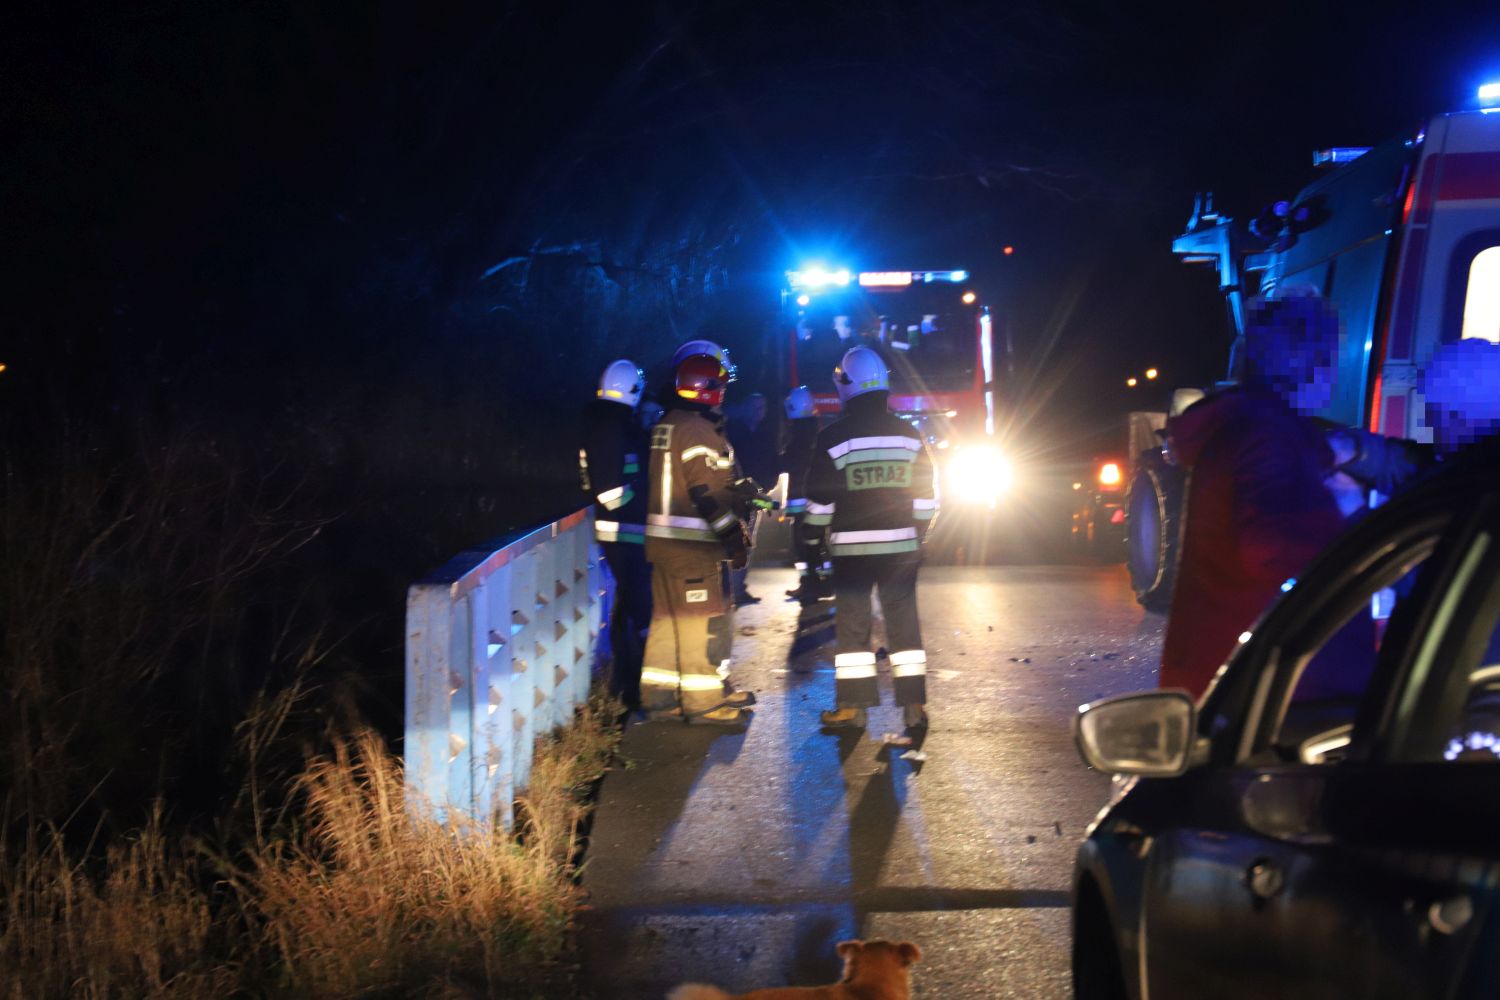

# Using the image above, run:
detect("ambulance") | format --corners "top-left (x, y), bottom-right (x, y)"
top-left (1128, 90), bottom-right (1500, 608)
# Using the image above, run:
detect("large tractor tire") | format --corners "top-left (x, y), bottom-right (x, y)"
top-left (1126, 447), bottom-right (1184, 613)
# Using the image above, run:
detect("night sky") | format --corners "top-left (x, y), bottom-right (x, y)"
top-left (8, 0), bottom-right (1500, 469)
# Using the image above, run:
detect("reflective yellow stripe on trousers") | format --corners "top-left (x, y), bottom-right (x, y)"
top-left (641, 667), bottom-right (724, 691)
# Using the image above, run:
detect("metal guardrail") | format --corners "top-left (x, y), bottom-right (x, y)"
top-left (405, 507), bottom-right (609, 828)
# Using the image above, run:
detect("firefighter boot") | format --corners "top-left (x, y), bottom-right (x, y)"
top-left (691, 705), bottom-right (751, 726)
top-left (721, 686), bottom-right (757, 708)
top-left (646, 705), bottom-right (750, 726)
top-left (786, 573), bottom-right (832, 604)
top-left (819, 706), bottom-right (868, 730)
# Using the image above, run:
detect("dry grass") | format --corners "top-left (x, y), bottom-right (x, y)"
top-left (0, 418), bottom-right (623, 998)
top-left (0, 808), bottom-right (238, 1000)
top-left (239, 697), bottom-right (620, 998)
top-left (0, 696), bottom-right (621, 999)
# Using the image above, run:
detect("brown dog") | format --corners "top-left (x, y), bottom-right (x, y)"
top-left (666, 939), bottom-right (922, 1000)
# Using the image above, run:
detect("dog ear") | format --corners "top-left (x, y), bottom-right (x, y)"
top-left (897, 942), bottom-right (922, 966)
top-left (836, 940), bottom-right (863, 959)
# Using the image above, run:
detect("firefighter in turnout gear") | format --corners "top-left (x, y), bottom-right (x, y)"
top-left (802, 346), bottom-right (939, 731)
top-left (580, 359), bottom-right (652, 712)
top-left (781, 385), bottom-right (832, 603)
top-left (642, 340), bottom-right (757, 725)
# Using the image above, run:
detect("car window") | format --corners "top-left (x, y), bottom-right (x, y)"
top-left (1380, 521), bottom-right (1500, 761)
top-left (1401, 525), bottom-right (1500, 765)
top-left (1261, 522), bottom-right (1447, 765)
top-left (1461, 245), bottom-right (1500, 344)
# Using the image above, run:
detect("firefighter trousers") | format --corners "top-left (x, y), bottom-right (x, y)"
top-left (641, 541), bottom-right (734, 714)
top-left (601, 540), bottom-right (652, 710)
top-left (832, 552), bottom-right (926, 708)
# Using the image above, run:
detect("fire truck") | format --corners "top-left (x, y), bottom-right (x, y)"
top-left (1128, 91), bottom-right (1500, 609)
top-left (778, 266), bottom-right (1039, 559)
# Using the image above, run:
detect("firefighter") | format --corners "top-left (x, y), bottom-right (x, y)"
top-left (781, 385), bottom-right (832, 603)
top-left (802, 346), bottom-right (939, 731)
top-left (580, 359), bottom-right (652, 712)
top-left (642, 339), bottom-right (758, 725)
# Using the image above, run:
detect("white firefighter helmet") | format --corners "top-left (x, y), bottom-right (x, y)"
top-left (597, 359), bottom-right (645, 408)
top-left (833, 346), bottom-right (889, 403)
top-left (784, 385), bottom-right (815, 420)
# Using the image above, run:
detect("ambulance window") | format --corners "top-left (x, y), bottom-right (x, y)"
top-left (1462, 246), bottom-right (1500, 344)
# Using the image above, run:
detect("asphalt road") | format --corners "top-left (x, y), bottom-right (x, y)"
top-left (579, 564), bottom-right (1162, 999)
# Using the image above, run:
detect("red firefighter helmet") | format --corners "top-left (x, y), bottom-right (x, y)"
top-left (672, 339), bottom-right (736, 406)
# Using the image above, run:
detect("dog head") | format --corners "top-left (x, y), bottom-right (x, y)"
top-left (836, 938), bottom-right (922, 986)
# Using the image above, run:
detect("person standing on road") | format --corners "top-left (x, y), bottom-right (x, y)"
top-left (641, 339), bottom-right (757, 725)
top-left (802, 346), bottom-right (939, 731)
top-left (580, 359), bottom-right (652, 714)
top-left (781, 385), bottom-right (831, 603)
top-left (1159, 294), bottom-right (1346, 698)
top-left (725, 392), bottom-right (776, 605)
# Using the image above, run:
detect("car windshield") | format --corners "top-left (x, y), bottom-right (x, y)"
top-left (792, 284), bottom-right (978, 393)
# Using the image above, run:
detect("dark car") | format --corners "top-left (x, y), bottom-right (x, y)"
top-left (1070, 451), bottom-right (1500, 1000)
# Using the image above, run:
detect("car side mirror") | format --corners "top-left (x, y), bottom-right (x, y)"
top-left (1075, 690), bottom-right (1197, 777)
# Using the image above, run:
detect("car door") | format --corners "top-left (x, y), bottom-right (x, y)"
top-left (1357, 497), bottom-right (1500, 999)
top-left (1141, 498), bottom-right (1473, 999)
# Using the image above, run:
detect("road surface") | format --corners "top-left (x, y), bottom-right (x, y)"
top-left (579, 564), bottom-right (1161, 999)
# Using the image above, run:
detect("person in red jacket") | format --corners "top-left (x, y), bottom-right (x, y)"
top-left (1158, 295), bottom-right (1346, 698)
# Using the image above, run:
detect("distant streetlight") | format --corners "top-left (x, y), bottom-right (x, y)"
top-left (1002, 245), bottom-right (1014, 256)
top-left (1126, 377), bottom-right (1138, 387)
top-left (1145, 367), bottom-right (1159, 380)
top-left (961, 291), bottom-right (977, 304)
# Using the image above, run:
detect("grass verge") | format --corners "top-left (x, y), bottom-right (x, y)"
top-left (0, 695), bottom-right (622, 999)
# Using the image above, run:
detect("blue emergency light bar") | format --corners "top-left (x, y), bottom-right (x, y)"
top-left (791, 265), bottom-right (971, 292)
top-left (859, 269), bottom-right (969, 285)
top-left (1481, 82), bottom-right (1500, 107)
top-left (787, 267), bottom-right (852, 289)
top-left (1312, 146), bottom-right (1371, 167)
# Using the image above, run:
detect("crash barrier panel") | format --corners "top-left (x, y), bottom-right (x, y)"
top-left (405, 507), bottom-right (610, 829)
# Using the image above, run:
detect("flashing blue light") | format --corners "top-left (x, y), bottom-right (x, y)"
top-left (913, 270), bottom-right (971, 284)
top-left (788, 266), bottom-right (852, 290)
top-left (1480, 82), bottom-right (1500, 106)
top-left (1280, 577), bottom-right (1297, 593)
top-left (1312, 147), bottom-right (1370, 167)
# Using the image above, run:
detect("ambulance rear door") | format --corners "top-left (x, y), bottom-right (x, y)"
top-left (1377, 110), bottom-right (1500, 441)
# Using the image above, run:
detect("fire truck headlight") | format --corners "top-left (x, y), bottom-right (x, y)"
top-left (946, 446), bottom-right (1015, 505)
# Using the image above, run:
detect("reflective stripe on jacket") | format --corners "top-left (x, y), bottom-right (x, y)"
top-left (800, 392), bottom-right (938, 557)
top-left (581, 400), bottom-right (649, 544)
top-left (646, 407), bottom-right (744, 556)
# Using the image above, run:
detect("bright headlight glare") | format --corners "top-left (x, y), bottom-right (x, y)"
top-left (946, 446), bottom-right (1014, 504)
